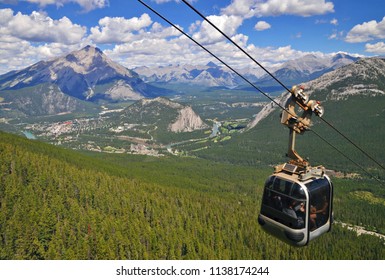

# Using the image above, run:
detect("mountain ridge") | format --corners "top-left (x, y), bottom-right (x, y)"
top-left (247, 57), bottom-right (383, 130)
top-left (0, 45), bottom-right (157, 103)
top-left (0, 45), bottom-right (167, 117)
top-left (134, 53), bottom-right (359, 88)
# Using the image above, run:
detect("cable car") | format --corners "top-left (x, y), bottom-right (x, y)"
top-left (258, 85), bottom-right (333, 246)
top-left (258, 164), bottom-right (333, 246)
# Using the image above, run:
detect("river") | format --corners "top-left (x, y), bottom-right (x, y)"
top-left (22, 131), bottom-right (37, 140)
top-left (209, 121), bottom-right (221, 138)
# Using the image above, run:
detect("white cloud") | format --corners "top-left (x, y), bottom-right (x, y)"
top-left (90, 14), bottom-right (152, 44)
top-left (21, 0), bottom-right (109, 11)
top-left (0, 38), bottom-right (85, 73)
top-left (191, 14), bottom-right (243, 44)
top-left (0, 8), bottom-right (88, 73)
top-left (0, 8), bottom-right (14, 25)
top-left (222, 0), bottom-right (334, 18)
top-left (150, 22), bottom-right (182, 38)
top-left (328, 30), bottom-right (344, 40)
top-left (221, 0), bottom-right (256, 18)
top-left (0, 3), bottom-right (339, 78)
top-left (1, 9), bottom-right (86, 44)
top-left (365, 42), bottom-right (385, 54)
top-left (254, 21), bottom-right (271, 31)
top-left (346, 16), bottom-right (385, 43)
top-left (330, 18), bottom-right (338, 25)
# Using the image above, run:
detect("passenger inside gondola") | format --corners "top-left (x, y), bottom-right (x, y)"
top-left (309, 195), bottom-right (330, 231)
top-left (283, 199), bottom-right (304, 228)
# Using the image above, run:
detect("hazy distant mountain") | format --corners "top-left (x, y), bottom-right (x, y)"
top-left (135, 53), bottom-right (359, 88)
top-left (0, 45), bottom-right (160, 103)
top-left (134, 62), bottom-right (246, 88)
top-left (257, 53), bottom-right (360, 86)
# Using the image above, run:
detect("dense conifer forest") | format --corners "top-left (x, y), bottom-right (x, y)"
top-left (0, 131), bottom-right (384, 259)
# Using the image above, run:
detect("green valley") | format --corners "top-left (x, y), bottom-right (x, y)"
top-left (0, 131), bottom-right (384, 260)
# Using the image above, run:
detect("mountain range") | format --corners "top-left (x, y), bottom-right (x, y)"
top-left (134, 61), bottom-right (245, 88)
top-left (0, 46), bottom-right (167, 117)
top-left (134, 53), bottom-right (359, 88)
top-left (257, 53), bottom-right (360, 86)
top-left (0, 44), bottom-right (384, 177)
top-left (0, 45), bottom-right (362, 119)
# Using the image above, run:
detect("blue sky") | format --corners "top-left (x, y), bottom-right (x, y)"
top-left (1, 0), bottom-right (385, 74)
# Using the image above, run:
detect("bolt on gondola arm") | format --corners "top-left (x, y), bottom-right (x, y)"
top-left (281, 85), bottom-right (324, 166)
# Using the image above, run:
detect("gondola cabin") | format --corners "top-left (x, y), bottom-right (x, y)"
top-left (258, 163), bottom-right (333, 246)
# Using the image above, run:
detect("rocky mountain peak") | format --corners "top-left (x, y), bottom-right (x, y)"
top-left (0, 45), bottom-right (155, 103)
top-left (51, 45), bottom-right (132, 79)
top-left (206, 61), bottom-right (218, 68)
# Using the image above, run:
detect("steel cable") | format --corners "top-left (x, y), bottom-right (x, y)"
top-left (138, 0), bottom-right (384, 184)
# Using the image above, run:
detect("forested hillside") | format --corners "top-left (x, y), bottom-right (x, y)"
top-left (0, 131), bottom-right (384, 259)
top-left (191, 94), bottom-right (385, 179)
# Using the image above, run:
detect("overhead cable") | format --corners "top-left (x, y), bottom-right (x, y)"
top-left (138, 0), bottom-right (383, 184)
top-left (180, 0), bottom-right (385, 173)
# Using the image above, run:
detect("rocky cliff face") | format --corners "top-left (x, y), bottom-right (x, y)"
top-left (120, 97), bottom-right (207, 133)
top-left (169, 106), bottom-right (208, 132)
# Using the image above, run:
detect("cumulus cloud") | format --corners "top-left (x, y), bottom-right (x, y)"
top-left (90, 14), bottom-right (152, 44)
top-left (191, 14), bottom-right (243, 44)
top-left (13, 0), bottom-right (109, 11)
top-left (346, 16), bottom-right (385, 43)
top-left (0, 38), bottom-right (85, 73)
top-left (365, 42), bottom-right (385, 54)
top-left (222, 0), bottom-right (334, 18)
top-left (0, 8), bottom-right (88, 73)
top-left (0, 9), bottom-right (86, 44)
top-left (254, 21), bottom-right (271, 31)
top-left (0, 2), bottom-right (334, 76)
